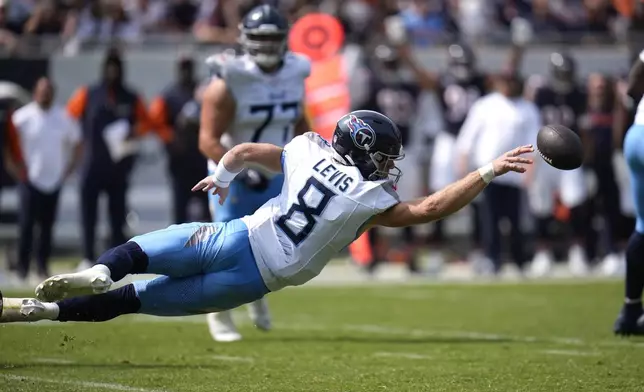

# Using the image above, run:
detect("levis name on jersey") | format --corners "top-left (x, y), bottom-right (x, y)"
top-left (312, 158), bottom-right (355, 193)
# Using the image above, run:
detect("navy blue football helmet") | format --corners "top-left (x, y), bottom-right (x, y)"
top-left (447, 43), bottom-right (476, 82)
top-left (332, 110), bottom-right (404, 184)
top-left (239, 4), bottom-right (289, 68)
top-left (549, 51), bottom-right (576, 92)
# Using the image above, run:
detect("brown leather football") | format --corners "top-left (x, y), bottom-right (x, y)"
top-left (536, 124), bottom-right (583, 170)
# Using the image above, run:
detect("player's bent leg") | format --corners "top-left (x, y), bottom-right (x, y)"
top-left (133, 261), bottom-right (268, 317)
top-left (134, 219), bottom-right (269, 317)
top-left (35, 222), bottom-right (206, 302)
top-left (1, 285), bottom-right (140, 323)
top-left (614, 124), bottom-right (644, 336)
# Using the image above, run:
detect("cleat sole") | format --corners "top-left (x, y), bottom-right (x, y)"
top-left (35, 274), bottom-right (113, 302)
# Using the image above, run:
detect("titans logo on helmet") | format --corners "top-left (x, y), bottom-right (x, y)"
top-left (346, 115), bottom-right (376, 150)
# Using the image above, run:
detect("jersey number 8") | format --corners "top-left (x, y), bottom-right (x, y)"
top-left (276, 177), bottom-right (336, 246)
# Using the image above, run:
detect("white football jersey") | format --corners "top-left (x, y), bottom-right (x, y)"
top-left (241, 132), bottom-right (400, 291)
top-left (207, 52), bottom-right (310, 176)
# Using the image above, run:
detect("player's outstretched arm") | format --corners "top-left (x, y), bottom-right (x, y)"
top-left (192, 142), bottom-right (283, 202)
top-left (371, 145), bottom-right (534, 228)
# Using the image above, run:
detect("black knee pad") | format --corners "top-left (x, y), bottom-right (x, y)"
top-left (96, 241), bottom-right (149, 281)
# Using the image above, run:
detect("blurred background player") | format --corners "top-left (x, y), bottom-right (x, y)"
top-left (524, 52), bottom-right (590, 278)
top-left (13, 77), bottom-right (81, 285)
top-left (581, 72), bottom-right (629, 277)
top-left (613, 48), bottom-right (644, 335)
top-left (149, 55), bottom-right (210, 225)
top-left (199, 4), bottom-right (310, 342)
top-left (352, 43), bottom-right (422, 275)
top-left (398, 42), bottom-right (500, 270)
top-left (456, 71), bottom-right (540, 276)
top-left (67, 48), bottom-right (170, 272)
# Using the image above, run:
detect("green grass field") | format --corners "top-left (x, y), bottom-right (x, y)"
top-left (1, 280), bottom-right (643, 392)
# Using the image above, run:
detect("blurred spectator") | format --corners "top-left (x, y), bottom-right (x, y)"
top-left (193, 0), bottom-right (243, 43)
top-left (581, 0), bottom-right (618, 36)
top-left (66, 48), bottom-right (170, 270)
top-left (124, 0), bottom-right (168, 34)
top-left (164, 0), bottom-right (198, 33)
top-left (399, 0), bottom-right (458, 46)
top-left (456, 0), bottom-right (495, 41)
top-left (12, 77), bottom-right (82, 284)
top-left (23, 0), bottom-right (65, 36)
top-left (525, 0), bottom-right (567, 36)
top-left (456, 73), bottom-right (539, 275)
top-left (149, 55), bottom-right (210, 224)
top-left (0, 0), bottom-right (26, 52)
top-left (67, 0), bottom-right (142, 44)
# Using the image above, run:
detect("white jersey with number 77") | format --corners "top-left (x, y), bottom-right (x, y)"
top-left (207, 52), bottom-right (311, 177)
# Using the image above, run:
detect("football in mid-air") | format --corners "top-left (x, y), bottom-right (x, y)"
top-left (536, 124), bottom-right (583, 170)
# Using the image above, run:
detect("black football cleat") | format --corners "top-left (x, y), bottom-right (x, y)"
top-left (613, 307), bottom-right (644, 336)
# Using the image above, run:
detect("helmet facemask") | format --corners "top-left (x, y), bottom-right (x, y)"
top-left (240, 26), bottom-right (287, 68)
top-left (365, 146), bottom-right (405, 185)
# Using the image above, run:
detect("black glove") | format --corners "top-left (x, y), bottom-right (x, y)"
top-left (238, 168), bottom-right (270, 192)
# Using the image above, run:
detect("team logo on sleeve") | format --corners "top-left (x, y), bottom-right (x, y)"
top-left (346, 115), bottom-right (376, 150)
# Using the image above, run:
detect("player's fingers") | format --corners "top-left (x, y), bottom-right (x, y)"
top-left (507, 157), bottom-right (533, 164)
top-left (508, 164), bottom-right (526, 173)
top-left (508, 145), bottom-right (533, 156)
top-left (191, 181), bottom-right (207, 192)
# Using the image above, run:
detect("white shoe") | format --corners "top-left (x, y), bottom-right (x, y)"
top-left (248, 298), bottom-right (271, 331)
top-left (207, 311), bottom-right (242, 342)
top-left (529, 250), bottom-right (554, 278)
top-left (471, 256), bottom-right (495, 277)
top-left (567, 245), bottom-right (589, 277)
top-left (599, 253), bottom-right (626, 277)
top-left (426, 252), bottom-right (446, 276)
top-left (0, 291), bottom-right (57, 323)
top-left (35, 265), bottom-right (113, 302)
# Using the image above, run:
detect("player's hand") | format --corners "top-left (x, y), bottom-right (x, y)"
top-left (492, 145), bottom-right (534, 176)
top-left (239, 169), bottom-right (270, 192)
top-left (191, 176), bottom-right (230, 204)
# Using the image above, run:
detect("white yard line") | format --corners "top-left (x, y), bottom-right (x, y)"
top-left (0, 374), bottom-right (168, 392)
top-left (540, 349), bottom-right (601, 357)
top-left (373, 352), bottom-right (432, 360)
top-left (209, 355), bottom-right (254, 363)
top-left (30, 357), bottom-right (76, 365)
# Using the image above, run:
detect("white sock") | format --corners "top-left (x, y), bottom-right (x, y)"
top-left (89, 264), bottom-right (111, 278)
top-left (43, 302), bottom-right (60, 320)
